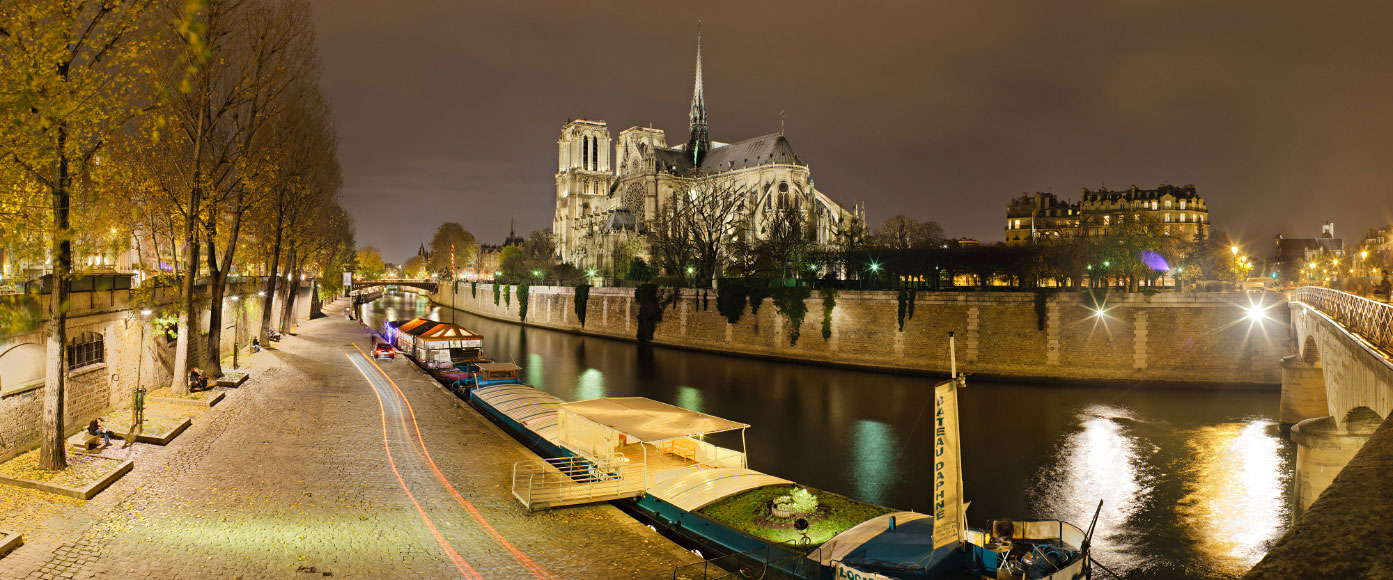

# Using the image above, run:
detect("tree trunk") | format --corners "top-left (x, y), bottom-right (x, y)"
top-left (203, 232), bottom-right (226, 377)
top-left (170, 169), bottom-right (204, 393)
top-left (279, 249), bottom-right (299, 333)
top-left (257, 207), bottom-right (284, 345)
top-left (39, 122), bottom-right (72, 471)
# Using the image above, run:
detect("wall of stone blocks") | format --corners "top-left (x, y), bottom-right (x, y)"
top-left (431, 283), bottom-right (1289, 387)
top-left (0, 281), bottom-right (316, 462)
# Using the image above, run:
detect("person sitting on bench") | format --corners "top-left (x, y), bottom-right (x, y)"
top-left (88, 418), bottom-right (111, 448)
top-left (189, 367), bottom-right (208, 391)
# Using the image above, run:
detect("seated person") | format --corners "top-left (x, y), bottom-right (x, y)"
top-left (251, 338), bottom-right (261, 353)
top-left (88, 417), bottom-right (112, 447)
top-left (188, 367), bottom-right (207, 391)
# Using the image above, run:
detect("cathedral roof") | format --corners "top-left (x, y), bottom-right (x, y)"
top-left (603, 209), bottom-right (637, 231)
top-left (650, 133), bottom-right (804, 176)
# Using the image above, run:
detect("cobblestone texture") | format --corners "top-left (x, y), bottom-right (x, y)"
top-left (0, 298), bottom-right (698, 579)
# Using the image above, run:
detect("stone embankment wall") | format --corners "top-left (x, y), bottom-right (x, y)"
top-left (432, 283), bottom-right (1288, 386)
top-left (0, 282), bottom-right (316, 462)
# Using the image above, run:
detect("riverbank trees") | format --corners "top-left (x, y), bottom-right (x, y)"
top-left (0, 0), bottom-right (351, 468)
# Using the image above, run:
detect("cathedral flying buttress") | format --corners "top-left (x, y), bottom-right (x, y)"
top-left (552, 29), bottom-right (864, 274)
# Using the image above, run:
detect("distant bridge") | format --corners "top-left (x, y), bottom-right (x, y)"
top-left (1247, 287), bottom-right (1393, 578)
top-left (351, 279), bottom-right (438, 294)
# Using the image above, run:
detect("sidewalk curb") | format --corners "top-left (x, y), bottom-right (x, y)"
top-left (0, 459), bottom-right (134, 500)
top-left (110, 418), bottom-right (192, 446)
top-left (0, 530), bottom-right (21, 558)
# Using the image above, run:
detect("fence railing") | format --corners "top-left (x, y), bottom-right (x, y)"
top-left (1292, 286), bottom-right (1393, 354)
top-left (510, 456), bottom-right (647, 510)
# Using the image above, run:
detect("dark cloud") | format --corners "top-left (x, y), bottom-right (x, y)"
top-left (312, 0), bottom-right (1393, 263)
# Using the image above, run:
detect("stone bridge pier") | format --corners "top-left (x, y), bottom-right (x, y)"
top-left (1278, 300), bottom-right (1393, 513)
top-left (1248, 290), bottom-right (1393, 577)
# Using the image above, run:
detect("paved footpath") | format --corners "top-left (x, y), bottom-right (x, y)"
top-left (0, 298), bottom-right (698, 579)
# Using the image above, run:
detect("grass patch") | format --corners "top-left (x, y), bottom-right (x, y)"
top-left (110, 407), bottom-right (190, 435)
top-left (146, 387), bottom-right (216, 401)
top-left (0, 450), bottom-right (117, 488)
top-left (696, 484), bottom-right (893, 548)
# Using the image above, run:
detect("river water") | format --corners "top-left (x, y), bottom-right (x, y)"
top-left (364, 292), bottom-right (1294, 580)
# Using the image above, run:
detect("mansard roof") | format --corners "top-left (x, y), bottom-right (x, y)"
top-left (648, 133), bottom-right (804, 176)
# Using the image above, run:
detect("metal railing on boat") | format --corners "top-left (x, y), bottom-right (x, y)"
top-left (510, 456), bottom-right (648, 511)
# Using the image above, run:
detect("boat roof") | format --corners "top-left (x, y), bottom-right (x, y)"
top-left (558, 397), bottom-right (749, 443)
top-left (473, 385), bottom-right (562, 442)
top-left (416, 323), bottom-right (482, 341)
top-left (647, 467), bottom-right (790, 512)
top-left (477, 362), bottom-right (520, 372)
top-left (812, 512), bottom-right (967, 572)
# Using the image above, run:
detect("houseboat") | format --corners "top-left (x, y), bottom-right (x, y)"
top-left (464, 377), bottom-right (1095, 580)
top-left (382, 317), bottom-right (485, 370)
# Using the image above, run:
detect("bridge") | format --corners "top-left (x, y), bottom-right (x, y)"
top-left (1247, 287), bottom-right (1393, 578)
top-left (351, 279), bottom-right (438, 294)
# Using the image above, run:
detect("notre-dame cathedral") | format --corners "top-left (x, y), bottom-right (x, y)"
top-left (551, 31), bottom-right (864, 274)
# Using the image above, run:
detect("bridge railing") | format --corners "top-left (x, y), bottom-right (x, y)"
top-left (1292, 286), bottom-right (1393, 355)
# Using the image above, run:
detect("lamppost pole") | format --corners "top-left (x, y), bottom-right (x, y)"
top-left (231, 295), bottom-right (241, 369)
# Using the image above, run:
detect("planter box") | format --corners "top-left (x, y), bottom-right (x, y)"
top-left (150, 391), bottom-right (224, 408)
top-left (109, 417), bottom-right (192, 446)
top-left (0, 530), bottom-right (20, 558)
top-left (216, 372), bottom-right (248, 388)
top-left (0, 458), bottom-right (133, 500)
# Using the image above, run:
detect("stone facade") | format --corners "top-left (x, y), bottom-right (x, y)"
top-left (1005, 184), bottom-right (1211, 246)
top-left (0, 282), bottom-right (316, 462)
top-left (433, 282), bottom-right (1287, 386)
top-left (552, 33), bottom-right (863, 273)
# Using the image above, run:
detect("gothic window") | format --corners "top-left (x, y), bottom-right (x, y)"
top-left (67, 331), bottom-right (104, 369)
top-left (779, 181), bottom-right (789, 193)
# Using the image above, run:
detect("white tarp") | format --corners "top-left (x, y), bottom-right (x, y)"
top-left (931, 379), bottom-right (965, 549)
top-left (557, 397), bottom-right (748, 443)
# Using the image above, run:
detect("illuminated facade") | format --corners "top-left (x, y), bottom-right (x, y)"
top-left (552, 33), bottom-right (863, 272)
top-left (1003, 184), bottom-right (1211, 245)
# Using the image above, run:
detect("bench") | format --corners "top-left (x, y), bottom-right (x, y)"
top-left (67, 432), bottom-right (101, 451)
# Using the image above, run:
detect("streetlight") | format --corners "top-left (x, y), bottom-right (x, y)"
top-left (230, 295), bottom-right (242, 369)
top-left (585, 268), bottom-right (597, 278)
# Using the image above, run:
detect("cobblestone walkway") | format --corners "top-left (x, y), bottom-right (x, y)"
top-left (0, 299), bottom-right (698, 579)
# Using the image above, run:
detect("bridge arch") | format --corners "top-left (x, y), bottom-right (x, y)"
top-left (1302, 335), bottom-right (1320, 365)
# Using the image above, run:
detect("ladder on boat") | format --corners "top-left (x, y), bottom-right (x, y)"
top-left (511, 456), bottom-right (648, 511)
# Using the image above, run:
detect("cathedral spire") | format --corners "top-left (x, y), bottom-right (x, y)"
top-left (687, 22), bottom-right (710, 167)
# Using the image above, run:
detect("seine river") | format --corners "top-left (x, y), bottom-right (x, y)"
top-left (365, 292), bottom-right (1294, 580)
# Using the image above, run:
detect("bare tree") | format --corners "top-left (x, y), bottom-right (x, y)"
top-left (645, 175), bottom-right (749, 285)
top-left (874, 215), bottom-right (945, 250)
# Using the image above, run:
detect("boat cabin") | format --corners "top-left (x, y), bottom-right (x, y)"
top-left (383, 317), bottom-right (484, 368)
top-left (452, 362), bottom-right (522, 389)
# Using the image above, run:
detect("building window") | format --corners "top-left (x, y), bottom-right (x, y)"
top-left (1180, 213), bottom-right (1187, 222)
top-left (1180, 200), bottom-right (1187, 209)
top-left (1165, 200), bottom-right (1172, 209)
top-left (1151, 201), bottom-right (1158, 210)
top-left (67, 331), bottom-right (104, 370)
top-left (1103, 215), bottom-right (1111, 226)
top-left (1165, 213), bottom-right (1171, 222)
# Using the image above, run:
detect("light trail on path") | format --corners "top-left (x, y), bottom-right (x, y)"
top-left (347, 349), bottom-right (556, 580)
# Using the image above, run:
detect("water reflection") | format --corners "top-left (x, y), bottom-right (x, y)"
top-left (1033, 405), bottom-right (1152, 572)
top-left (850, 420), bottom-right (898, 506)
top-left (1178, 420), bottom-right (1289, 576)
top-left (675, 386), bottom-right (703, 413)
top-left (576, 368), bottom-right (605, 400)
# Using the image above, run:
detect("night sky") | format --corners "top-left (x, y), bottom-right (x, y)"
top-left (311, 1), bottom-right (1393, 263)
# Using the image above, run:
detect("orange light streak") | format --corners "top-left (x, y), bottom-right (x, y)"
top-left (348, 354), bottom-right (483, 580)
top-left (353, 344), bottom-right (557, 580)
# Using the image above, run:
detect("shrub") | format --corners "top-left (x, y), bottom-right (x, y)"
top-left (772, 286), bottom-right (812, 345)
top-left (518, 283), bottom-right (529, 321)
top-left (493, 283), bottom-right (500, 306)
top-left (1034, 288), bottom-right (1057, 331)
top-left (819, 287), bottom-right (837, 340)
top-left (747, 282), bottom-right (771, 316)
top-left (636, 283), bottom-right (660, 342)
top-left (574, 284), bottom-right (590, 326)
top-left (471, 281), bottom-right (477, 299)
top-left (716, 279), bottom-right (748, 324)
top-left (504, 285), bottom-right (511, 308)
top-left (896, 288), bottom-right (918, 332)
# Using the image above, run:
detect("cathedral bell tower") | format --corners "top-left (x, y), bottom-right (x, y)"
top-left (686, 27), bottom-right (710, 167)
